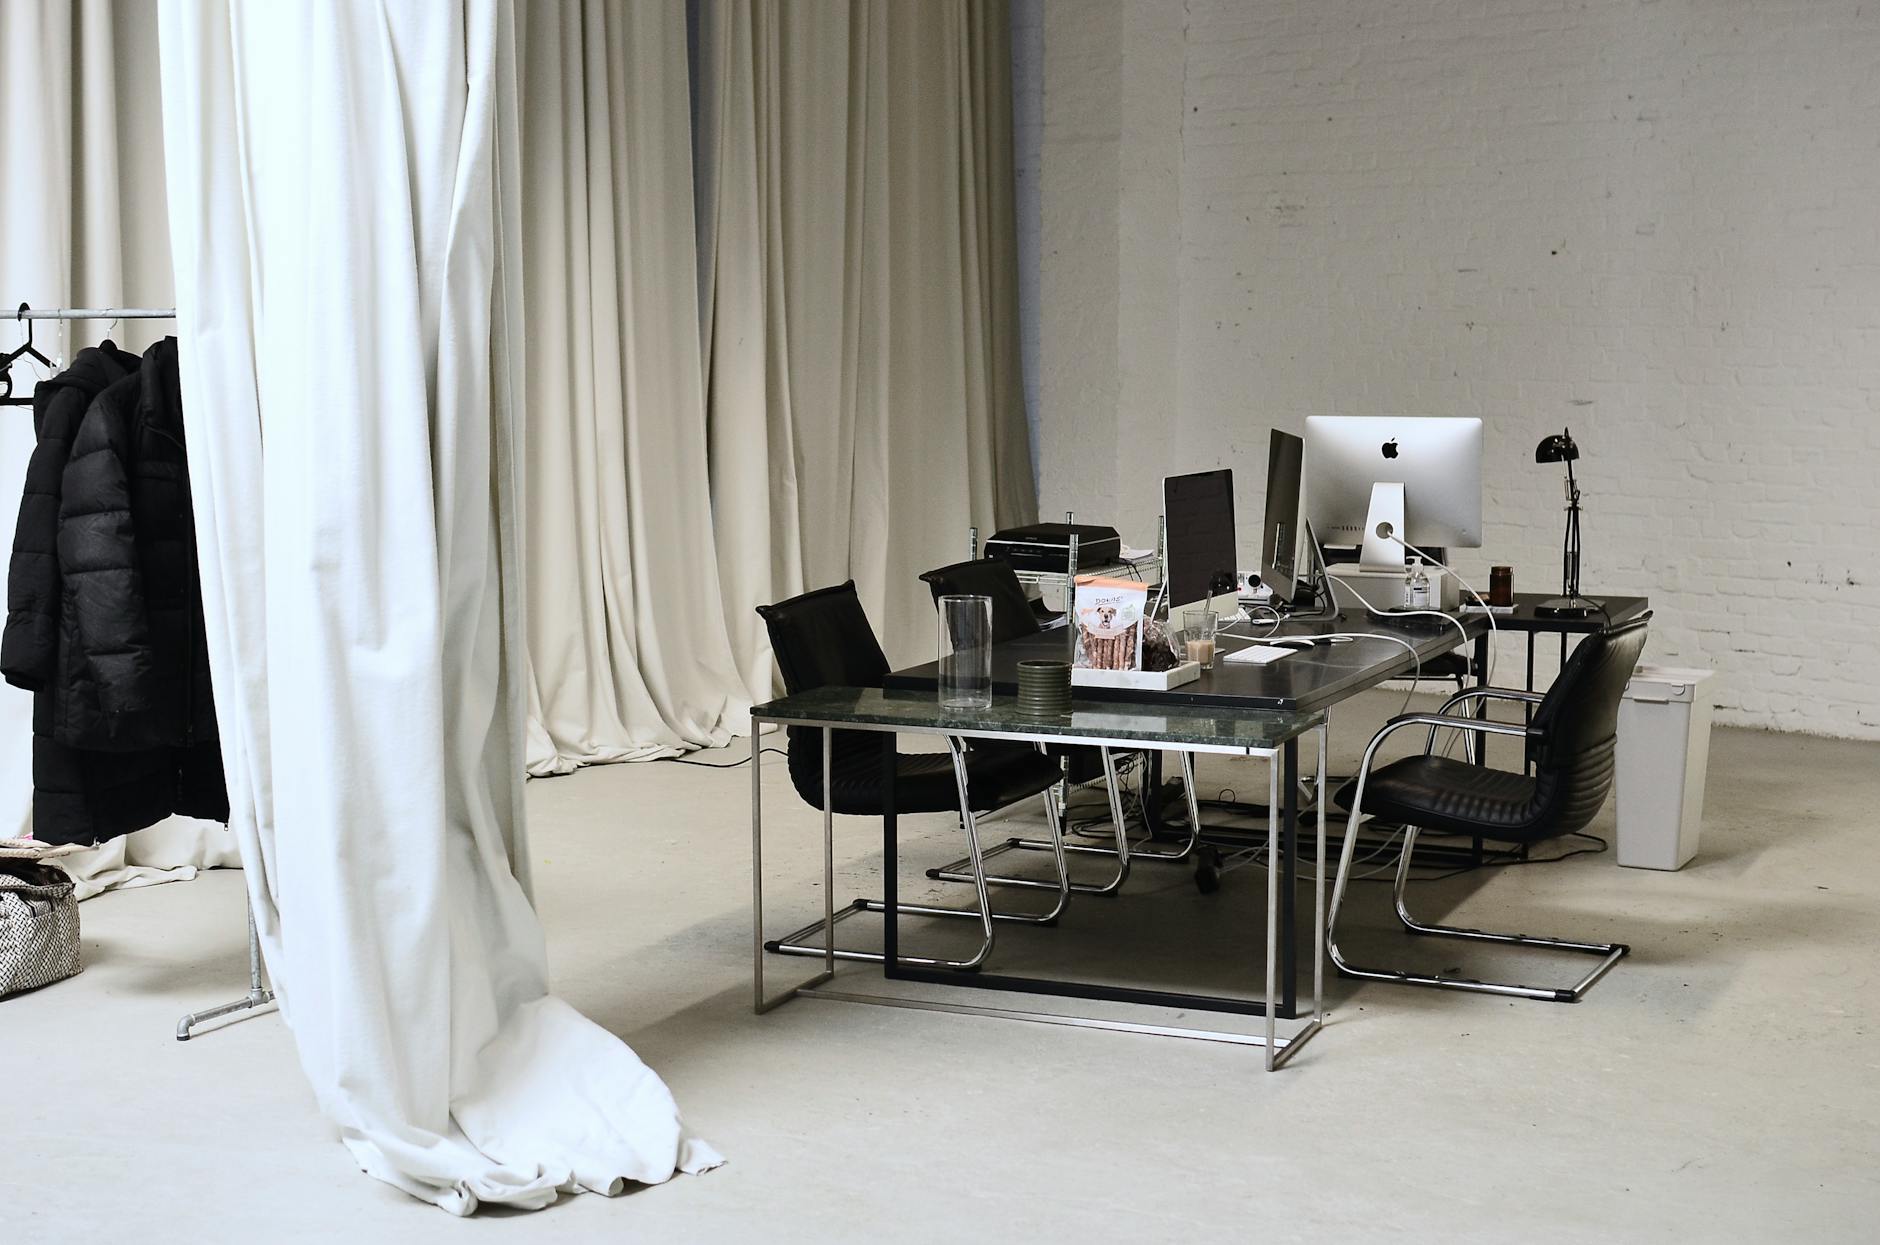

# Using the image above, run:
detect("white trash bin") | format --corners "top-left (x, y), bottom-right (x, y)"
top-left (1615, 666), bottom-right (1716, 870)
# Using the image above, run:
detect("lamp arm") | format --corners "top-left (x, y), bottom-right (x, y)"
top-left (1564, 454), bottom-right (1583, 600)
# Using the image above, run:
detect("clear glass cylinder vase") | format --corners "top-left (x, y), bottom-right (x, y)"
top-left (937, 594), bottom-right (994, 709)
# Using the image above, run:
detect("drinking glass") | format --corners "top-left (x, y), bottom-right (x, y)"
top-left (1182, 608), bottom-right (1219, 670)
top-left (938, 594), bottom-right (994, 709)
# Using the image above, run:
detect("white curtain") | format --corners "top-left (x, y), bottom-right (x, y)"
top-left (0, 0), bottom-right (237, 894)
top-left (695, 0), bottom-right (1036, 680)
top-left (517, 0), bottom-right (752, 776)
top-left (158, 0), bottom-right (718, 1214)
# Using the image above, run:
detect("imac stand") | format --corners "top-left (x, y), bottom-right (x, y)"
top-left (1359, 482), bottom-right (1406, 571)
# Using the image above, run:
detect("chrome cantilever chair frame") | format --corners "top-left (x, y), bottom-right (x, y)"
top-left (762, 731), bottom-right (1073, 971)
top-left (926, 747), bottom-right (1202, 897)
top-left (1327, 688), bottom-right (1629, 1003)
top-left (916, 558), bottom-right (1198, 896)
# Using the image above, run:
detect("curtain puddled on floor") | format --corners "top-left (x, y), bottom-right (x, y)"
top-left (157, 0), bottom-right (720, 1213)
top-left (696, 0), bottom-right (1036, 685)
top-left (516, 0), bottom-right (751, 776)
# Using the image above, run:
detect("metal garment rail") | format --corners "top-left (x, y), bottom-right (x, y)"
top-left (7, 302), bottom-right (273, 1040)
top-left (15, 306), bottom-right (177, 319)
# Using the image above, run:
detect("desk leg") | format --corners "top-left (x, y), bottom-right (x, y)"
top-left (1281, 739), bottom-right (1299, 1020)
top-left (823, 728), bottom-right (835, 978)
top-left (882, 731), bottom-right (900, 976)
top-left (1314, 724), bottom-right (1328, 1018)
top-left (752, 733), bottom-right (764, 1012)
top-left (1473, 631), bottom-right (1491, 763)
top-left (1265, 747), bottom-right (1281, 1069)
top-left (754, 731), bottom-right (835, 1013)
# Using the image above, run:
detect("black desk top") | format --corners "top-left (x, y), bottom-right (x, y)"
top-left (1491, 592), bottom-right (1650, 634)
top-left (750, 686), bottom-right (1323, 751)
top-left (884, 610), bottom-right (1488, 713)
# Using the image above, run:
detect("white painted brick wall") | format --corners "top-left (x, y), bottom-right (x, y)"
top-left (1031, 0), bottom-right (1880, 739)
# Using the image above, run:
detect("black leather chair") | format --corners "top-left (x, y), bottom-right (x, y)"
top-left (756, 581), bottom-right (1071, 971)
top-left (1327, 614), bottom-right (1650, 1002)
top-left (918, 559), bottom-right (1203, 893)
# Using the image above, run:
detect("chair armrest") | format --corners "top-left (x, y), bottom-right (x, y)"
top-left (1437, 685), bottom-right (1546, 715)
top-left (1384, 712), bottom-right (1533, 740)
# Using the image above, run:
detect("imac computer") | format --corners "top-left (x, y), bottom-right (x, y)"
top-left (1259, 429), bottom-right (1305, 606)
top-left (1304, 416), bottom-right (1483, 571)
top-left (1163, 468), bottom-right (1242, 616)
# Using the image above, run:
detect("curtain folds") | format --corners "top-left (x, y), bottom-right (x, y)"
top-left (157, 0), bottom-right (718, 1213)
top-left (516, 0), bottom-right (752, 776)
top-left (695, 0), bottom-right (1036, 680)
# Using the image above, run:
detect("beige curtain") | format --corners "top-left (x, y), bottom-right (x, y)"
top-left (695, 0), bottom-right (1036, 680)
top-left (516, 0), bottom-right (751, 775)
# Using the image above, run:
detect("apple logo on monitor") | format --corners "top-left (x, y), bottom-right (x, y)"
top-left (1381, 438), bottom-right (1399, 460)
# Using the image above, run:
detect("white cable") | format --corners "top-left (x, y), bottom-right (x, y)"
top-left (1374, 531), bottom-right (1504, 758)
top-left (1384, 535), bottom-right (1497, 683)
top-left (1320, 574), bottom-right (1428, 716)
top-left (1238, 602), bottom-right (1283, 638)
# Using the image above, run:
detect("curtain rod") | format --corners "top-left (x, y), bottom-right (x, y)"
top-left (15, 307), bottom-right (176, 320)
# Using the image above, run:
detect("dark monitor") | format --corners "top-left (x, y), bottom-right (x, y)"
top-left (1163, 468), bottom-right (1239, 613)
top-left (1260, 430), bottom-right (1304, 605)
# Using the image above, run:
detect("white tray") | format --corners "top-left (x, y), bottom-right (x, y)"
top-left (1071, 661), bottom-right (1201, 691)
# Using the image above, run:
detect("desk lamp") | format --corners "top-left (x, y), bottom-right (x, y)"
top-left (1533, 428), bottom-right (1601, 620)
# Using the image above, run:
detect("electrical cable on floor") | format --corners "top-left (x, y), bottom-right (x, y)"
top-left (659, 747), bottom-right (790, 769)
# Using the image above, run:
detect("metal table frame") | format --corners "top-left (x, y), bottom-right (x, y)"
top-left (752, 712), bottom-right (1330, 1071)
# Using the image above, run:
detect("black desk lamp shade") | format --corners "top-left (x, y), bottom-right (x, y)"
top-left (1533, 428), bottom-right (1601, 619)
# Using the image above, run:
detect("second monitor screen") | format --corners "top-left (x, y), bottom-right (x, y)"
top-left (1261, 430), bottom-right (1304, 605)
top-left (1163, 468), bottom-right (1238, 609)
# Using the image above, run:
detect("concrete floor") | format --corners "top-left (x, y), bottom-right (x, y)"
top-left (5, 697), bottom-right (1879, 1242)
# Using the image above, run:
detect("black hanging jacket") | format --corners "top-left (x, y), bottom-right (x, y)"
top-left (3, 338), bottom-right (227, 845)
top-left (2, 341), bottom-right (142, 686)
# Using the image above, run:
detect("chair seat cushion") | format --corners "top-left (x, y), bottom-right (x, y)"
top-left (1336, 755), bottom-right (1548, 842)
top-left (812, 743), bottom-right (1062, 816)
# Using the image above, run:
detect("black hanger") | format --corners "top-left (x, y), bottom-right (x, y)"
top-left (1, 304), bottom-right (58, 406)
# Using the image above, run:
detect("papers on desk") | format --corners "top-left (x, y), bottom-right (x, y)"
top-left (1222, 643), bottom-right (1297, 666)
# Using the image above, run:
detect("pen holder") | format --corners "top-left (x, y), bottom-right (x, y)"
top-left (1015, 659), bottom-right (1072, 717)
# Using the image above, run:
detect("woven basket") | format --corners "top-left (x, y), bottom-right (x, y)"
top-left (0, 840), bottom-right (83, 999)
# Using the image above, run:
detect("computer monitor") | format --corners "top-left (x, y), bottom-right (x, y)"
top-left (1304, 416), bottom-right (1482, 570)
top-left (1259, 429), bottom-right (1304, 606)
top-left (1163, 468), bottom-right (1241, 616)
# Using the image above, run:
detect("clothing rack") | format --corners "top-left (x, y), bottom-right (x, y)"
top-left (15, 306), bottom-right (177, 319)
top-left (3, 305), bottom-right (181, 404)
top-left (5, 302), bottom-right (272, 1038)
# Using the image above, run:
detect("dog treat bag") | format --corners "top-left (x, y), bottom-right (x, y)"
top-left (1073, 576), bottom-right (1149, 671)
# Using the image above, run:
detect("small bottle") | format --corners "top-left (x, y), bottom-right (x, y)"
top-left (1407, 559), bottom-right (1431, 610)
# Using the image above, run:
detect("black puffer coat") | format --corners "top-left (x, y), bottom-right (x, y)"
top-left (3, 338), bottom-right (228, 845)
top-left (2, 342), bottom-right (142, 684)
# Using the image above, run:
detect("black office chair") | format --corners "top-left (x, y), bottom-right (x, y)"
top-left (917, 559), bottom-right (1203, 894)
top-left (1326, 614), bottom-right (1650, 1002)
top-left (756, 581), bottom-right (1072, 971)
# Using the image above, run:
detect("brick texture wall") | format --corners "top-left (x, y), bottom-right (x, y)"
top-left (1028, 0), bottom-right (1880, 738)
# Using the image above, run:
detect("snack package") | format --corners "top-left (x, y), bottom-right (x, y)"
top-left (1073, 575), bottom-right (1149, 671)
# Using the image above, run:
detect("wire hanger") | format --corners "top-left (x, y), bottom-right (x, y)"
top-left (1, 304), bottom-right (59, 406)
